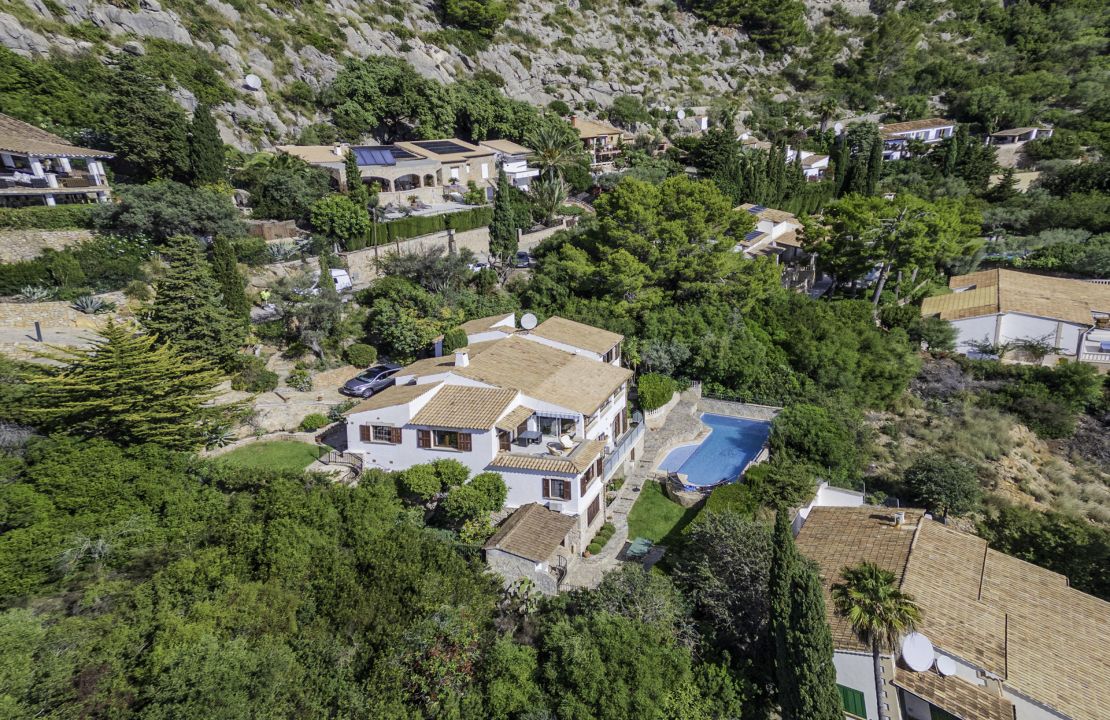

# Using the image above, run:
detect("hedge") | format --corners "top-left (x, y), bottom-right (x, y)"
top-left (637, 373), bottom-right (678, 411)
top-left (0, 205), bottom-right (98, 230)
top-left (350, 206), bottom-right (494, 249)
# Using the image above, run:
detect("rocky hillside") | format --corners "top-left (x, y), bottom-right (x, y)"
top-left (0, 0), bottom-right (874, 148)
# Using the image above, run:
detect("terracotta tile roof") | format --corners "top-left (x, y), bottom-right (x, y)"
top-left (773, 230), bottom-right (801, 248)
top-left (456, 336), bottom-right (631, 415)
top-left (894, 669), bottom-right (1013, 720)
top-left (275, 144), bottom-right (347, 164)
top-left (457, 313), bottom-right (515, 336)
top-left (410, 385), bottom-right (517, 430)
top-left (484, 503), bottom-right (575, 562)
top-left (798, 508), bottom-right (1110, 720)
top-left (489, 439), bottom-right (606, 476)
top-left (879, 118), bottom-right (955, 136)
top-left (479, 139), bottom-right (531, 155)
top-left (801, 153), bottom-right (829, 167)
top-left (395, 340), bottom-right (502, 379)
top-left (920, 269), bottom-right (1110, 325)
top-left (738, 203), bottom-right (799, 224)
top-left (343, 382), bottom-right (440, 416)
top-left (495, 405), bottom-right (535, 432)
top-left (795, 507), bottom-right (923, 651)
top-left (0, 113), bottom-right (114, 159)
top-left (990, 127), bottom-right (1044, 137)
top-left (571, 117), bottom-right (631, 140)
top-left (529, 316), bottom-right (623, 354)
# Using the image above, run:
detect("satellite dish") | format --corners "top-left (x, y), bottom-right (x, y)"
top-left (520, 312), bottom-right (538, 330)
top-left (676, 109), bottom-right (686, 120)
top-left (833, 122), bottom-right (844, 134)
top-left (901, 632), bottom-right (935, 673)
top-left (244, 74), bottom-right (262, 91)
top-left (935, 655), bottom-right (957, 677)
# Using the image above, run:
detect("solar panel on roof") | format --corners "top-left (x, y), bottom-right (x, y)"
top-left (352, 146), bottom-right (396, 166)
top-left (747, 205), bottom-right (766, 214)
top-left (412, 140), bottom-right (472, 155)
top-left (744, 230), bottom-right (763, 241)
top-left (388, 146), bottom-right (419, 160)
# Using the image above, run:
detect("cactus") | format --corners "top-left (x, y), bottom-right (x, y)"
top-left (18, 285), bottom-right (53, 301)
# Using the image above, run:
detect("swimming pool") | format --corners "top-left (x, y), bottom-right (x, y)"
top-left (657, 414), bottom-right (772, 487)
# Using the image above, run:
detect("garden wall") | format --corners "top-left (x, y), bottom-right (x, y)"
top-left (0, 292), bottom-right (128, 329)
top-left (0, 229), bottom-right (94, 263)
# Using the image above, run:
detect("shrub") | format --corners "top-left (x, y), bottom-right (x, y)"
top-left (637, 372), bottom-right (677, 411)
top-left (433, 458), bottom-right (471, 489)
top-left (442, 484), bottom-right (488, 522)
top-left (123, 279), bottom-right (152, 301)
top-left (298, 413), bottom-right (330, 432)
top-left (400, 464), bottom-right (441, 501)
top-left (231, 356), bottom-right (279, 392)
top-left (327, 399), bottom-right (358, 422)
top-left (286, 367), bottom-right (312, 392)
top-left (904, 453), bottom-right (980, 520)
top-left (345, 342), bottom-right (378, 367)
top-left (586, 542), bottom-right (602, 555)
top-left (0, 205), bottom-right (96, 230)
top-left (232, 236), bottom-right (270, 266)
top-left (442, 327), bottom-right (468, 353)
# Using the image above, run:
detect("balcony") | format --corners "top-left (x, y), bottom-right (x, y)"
top-left (602, 422), bottom-right (643, 479)
top-left (0, 169), bottom-right (107, 194)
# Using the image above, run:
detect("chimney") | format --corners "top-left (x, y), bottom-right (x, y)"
top-left (894, 511), bottom-right (906, 527)
top-left (570, 115), bottom-right (578, 127)
top-left (333, 144), bottom-right (344, 157)
top-left (455, 350), bottom-right (470, 368)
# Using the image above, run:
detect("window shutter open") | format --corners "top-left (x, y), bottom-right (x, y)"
top-left (499, 431), bottom-right (510, 451)
top-left (562, 480), bottom-right (571, 500)
top-left (417, 429), bottom-right (430, 448)
top-left (595, 457), bottom-right (604, 477)
top-left (390, 427), bottom-right (402, 444)
top-left (543, 478), bottom-right (550, 498)
top-left (458, 433), bottom-right (472, 452)
top-left (359, 425), bottom-right (371, 442)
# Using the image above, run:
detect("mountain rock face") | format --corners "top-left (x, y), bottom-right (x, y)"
top-left (0, 0), bottom-right (874, 148)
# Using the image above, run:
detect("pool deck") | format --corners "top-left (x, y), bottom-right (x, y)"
top-left (562, 387), bottom-right (776, 589)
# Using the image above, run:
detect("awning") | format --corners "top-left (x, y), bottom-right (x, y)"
top-left (893, 668), bottom-right (1012, 720)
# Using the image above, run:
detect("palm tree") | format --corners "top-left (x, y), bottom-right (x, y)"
top-left (831, 562), bottom-right (921, 720)
top-left (529, 176), bottom-right (567, 227)
top-left (525, 120), bottom-right (583, 181)
top-left (817, 97), bottom-right (838, 133)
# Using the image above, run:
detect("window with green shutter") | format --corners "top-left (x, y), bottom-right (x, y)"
top-left (838, 684), bottom-right (867, 718)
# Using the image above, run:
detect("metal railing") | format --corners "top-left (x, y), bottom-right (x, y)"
top-left (602, 422), bottom-right (644, 478)
top-left (320, 450), bottom-right (364, 473)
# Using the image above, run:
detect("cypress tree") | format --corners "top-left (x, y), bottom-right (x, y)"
top-left (832, 135), bottom-right (849, 197)
top-left (188, 104), bottom-right (225, 186)
top-left (345, 149), bottom-right (371, 209)
top-left (770, 508), bottom-right (796, 716)
top-left (864, 137), bottom-right (883, 195)
top-left (785, 561), bottom-right (844, 720)
top-left (25, 320), bottom-right (227, 449)
top-left (489, 170), bottom-right (520, 264)
top-left (145, 235), bottom-right (246, 370)
top-left (211, 235), bottom-right (250, 323)
top-left (318, 254), bottom-right (338, 301)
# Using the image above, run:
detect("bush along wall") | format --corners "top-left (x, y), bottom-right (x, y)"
top-left (357, 206), bottom-right (494, 248)
top-left (0, 205), bottom-right (97, 230)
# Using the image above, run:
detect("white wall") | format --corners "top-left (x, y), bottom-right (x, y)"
top-left (951, 314), bottom-right (999, 353)
top-left (834, 651), bottom-right (883, 719)
top-left (1000, 313), bottom-right (1084, 357)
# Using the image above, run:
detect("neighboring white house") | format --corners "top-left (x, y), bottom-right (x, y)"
top-left (988, 127), bottom-right (1053, 146)
top-left (785, 146), bottom-right (831, 181)
top-left (879, 118), bottom-right (956, 160)
top-left (920, 269), bottom-right (1110, 365)
top-left (797, 507), bottom-right (1108, 720)
top-left (344, 314), bottom-right (642, 549)
top-left (735, 204), bottom-right (806, 261)
top-left (480, 139), bottom-right (540, 191)
top-left (0, 112), bottom-right (113, 207)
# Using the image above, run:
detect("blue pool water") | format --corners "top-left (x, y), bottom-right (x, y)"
top-left (657, 414), bottom-right (772, 487)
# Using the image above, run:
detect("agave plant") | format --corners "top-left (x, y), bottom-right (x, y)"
top-left (204, 425), bottom-right (237, 449)
top-left (267, 240), bottom-right (298, 262)
top-left (71, 296), bottom-right (117, 315)
top-left (18, 285), bottom-right (54, 301)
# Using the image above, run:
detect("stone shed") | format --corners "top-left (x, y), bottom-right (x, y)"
top-left (483, 503), bottom-right (576, 595)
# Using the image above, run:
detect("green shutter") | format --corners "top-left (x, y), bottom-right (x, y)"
top-left (838, 685), bottom-right (867, 718)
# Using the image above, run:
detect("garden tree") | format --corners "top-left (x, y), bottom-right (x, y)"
top-left (930, 125), bottom-right (998, 193)
top-left (441, 472), bottom-right (507, 525)
top-left (324, 56), bottom-right (455, 141)
top-left (187, 104), bottom-right (225, 186)
top-left (450, 78), bottom-right (543, 142)
top-left (904, 453), bottom-right (981, 520)
top-left (577, 565), bottom-right (698, 648)
top-left (96, 57), bottom-right (191, 181)
top-left (783, 560), bottom-right (844, 720)
top-left (489, 170), bottom-right (525, 266)
top-left (94, 181), bottom-right (245, 241)
top-left (145, 235), bottom-right (246, 370)
top-left (816, 193), bottom-right (980, 303)
top-left (22, 321), bottom-right (227, 449)
top-left (770, 403), bottom-right (861, 481)
top-left (769, 508), bottom-right (795, 712)
top-left (608, 94), bottom-right (651, 129)
top-left (344, 149), bottom-right (372, 209)
top-left (529, 176), bottom-right (567, 226)
top-left (959, 84), bottom-right (1030, 133)
top-left (376, 246), bottom-right (482, 295)
top-left (832, 562), bottom-right (921, 720)
top-left (526, 118), bottom-right (589, 181)
top-left (270, 271), bottom-right (344, 359)
top-left (361, 277), bottom-right (453, 362)
top-left (879, 304), bottom-right (957, 352)
top-left (210, 235), bottom-right (250, 323)
top-left (836, 122), bottom-right (883, 197)
top-left (244, 154), bottom-right (333, 222)
top-left (1017, 233), bottom-right (1110, 278)
top-left (310, 194), bottom-right (371, 250)
top-left (672, 511), bottom-right (772, 664)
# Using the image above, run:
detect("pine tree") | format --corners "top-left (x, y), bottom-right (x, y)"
top-left (188, 104), bottom-right (225, 186)
top-left (489, 170), bottom-right (520, 264)
top-left (24, 320), bottom-right (228, 449)
top-left (785, 561), bottom-right (845, 720)
top-left (770, 508), bottom-right (797, 716)
top-left (211, 235), bottom-right (250, 323)
top-left (345, 149), bottom-right (371, 209)
top-left (145, 235), bottom-right (246, 370)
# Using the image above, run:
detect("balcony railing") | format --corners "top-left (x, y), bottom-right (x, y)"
top-left (602, 422), bottom-right (643, 479)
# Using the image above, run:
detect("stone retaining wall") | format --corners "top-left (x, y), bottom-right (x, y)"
top-left (0, 229), bottom-right (94, 263)
top-left (0, 291), bottom-right (130, 329)
top-left (201, 430), bottom-right (320, 458)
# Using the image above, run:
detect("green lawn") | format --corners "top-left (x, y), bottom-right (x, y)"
top-left (217, 440), bottom-right (323, 473)
top-left (626, 480), bottom-right (701, 545)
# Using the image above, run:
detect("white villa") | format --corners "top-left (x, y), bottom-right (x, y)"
top-left (785, 146), bottom-right (831, 181)
top-left (343, 314), bottom-right (643, 550)
top-left (0, 113), bottom-right (113, 207)
top-left (797, 507), bottom-right (1108, 720)
top-left (736, 203), bottom-right (806, 262)
top-left (479, 139), bottom-right (540, 191)
top-left (920, 269), bottom-right (1110, 365)
top-left (988, 127), bottom-right (1053, 147)
top-left (879, 118), bottom-right (956, 160)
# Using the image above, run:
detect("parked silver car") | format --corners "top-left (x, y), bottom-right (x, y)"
top-left (340, 364), bottom-right (401, 398)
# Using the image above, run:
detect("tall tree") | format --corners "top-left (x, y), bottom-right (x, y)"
top-left (344, 148), bottom-right (372, 209)
top-left (770, 508), bottom-right (796, 714)
top-left (23, 320), bottom-right (227, 449)
top-left (210, 235), bottom-right (250, 323)
top-left (489, 170), bottom-right (522, 265)
top-left (784, 561), bottom-right (844, 720)
top-left (188, 104), bottom-right (225, 186)
top-left (145, 235), bottom-right (246, 370)
top-left (831, 562), bottom-right (922, 720)
top-left (526, 118), bottom-right (587, 181)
